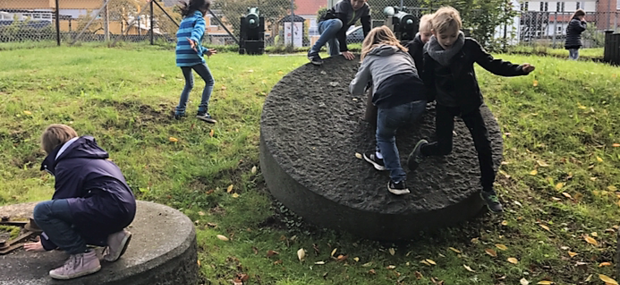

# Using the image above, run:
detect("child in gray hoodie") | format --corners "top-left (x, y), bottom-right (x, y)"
top-left (349, 26), bottom-right (428, 195)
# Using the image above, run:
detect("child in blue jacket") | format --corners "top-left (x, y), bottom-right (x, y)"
top-left (174, 0), bottom-right (218, 123)
top-left (24, 124), bottom-right (136, 280)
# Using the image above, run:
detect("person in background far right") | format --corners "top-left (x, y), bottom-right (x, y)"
top-left (565, 9), bottom-right (587, 60)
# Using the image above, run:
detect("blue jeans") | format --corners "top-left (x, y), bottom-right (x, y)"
top-left (376, 100), bottom-right (427, 183)
top-left (568, 48), bottom-right (579, 60)
top-left (309, 19), bottom-right (343, 57)
top-left (176, 63), bottom-right (215, 115)
top-left (33, 199), bottom-right (88, 255)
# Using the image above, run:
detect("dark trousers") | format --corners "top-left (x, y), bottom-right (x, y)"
top-left (421, 104), bottom-right (496, 192)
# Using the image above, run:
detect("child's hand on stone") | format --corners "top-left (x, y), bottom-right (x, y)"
top-left (520, 63), bottom-right (535, 74)
top-left (24, 241), bottom-right (45, 252)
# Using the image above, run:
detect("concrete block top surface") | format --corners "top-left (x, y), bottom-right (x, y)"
top-left (0, 200), bottom-right (196, 285)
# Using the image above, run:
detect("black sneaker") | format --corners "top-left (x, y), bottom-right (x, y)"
top-left (363, 152), bottom-right (386, 171)
top-left (174, 113), bottom-right (186, 120)
top-left (480, 190), bottom-right (503, 213)
top-left (388, 180), bottom-right (410, 195)
top-left (407, 139), bottom-right (428, 171)
top-left (196, 112), bottom-right (217, 124)
top-left (308, 53), bottom-right (323, 66)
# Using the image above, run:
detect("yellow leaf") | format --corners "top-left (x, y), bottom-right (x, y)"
top-left (314, 261), bottom-right (325, 265)
top-left (355, 152), bottom-right (362, 159)
top-left (540, 224), bottom-right (551, 232)
top-left (209, 129), bottom-right (214, 137)
top-left (449, 247), bottom-right (461, 253)
top-left (520, 278), bottom-right (530, 285)
top-left (197, 259), bottom-right (201, 267)
top-left (221, 86), bottom-right (227, 90)
top-left (216, 234), bottom-right (229, 241)
top-left (599, 262), bottom-right (612, 267)
top-left (530, 169), bottom-right (538, 175)
top-left (568, 251), bottom-right (578, 258)
top-left (420, 260), bottom-right (431, 266)
top-left (354, 257), bottom-right (359, 262)
top-left (231, 193), bottom-right (239, 198)
top-left (555, 183), bottom-right (564, 190)
top-left (496, 244), bottom-right (508, 251)
top-left (389, 248), bottom-right (395, 256)
top-left (537, 160), bottom-right (549, 167)
top-left (597, 156), bottom-right (603, 162)
top-left (169, 137), bottom-right (178, 143)
top-left (485, 248), bottom-right (497, 257)
top-left (591, 232), bottom-right (598, 237)
top-left (613, 143), bottom-right (620, 147)
top-left (463, 264), bottom-right (475, 272)
top-left (23, 111), bottom-right (32, 115)
top-left (507, 257), bottom-right (519, 264)
top-left (562, 192), bottom-right (572, 199)
top-left (533, 79), bottom-right (538, 87)
top-left (426, 259), bottom-right (436, 265)
top-left (297, 248), bottom-right (305, 261)
top-left (501, 220), bottom-right (508, 226)
top-left (585, 236), bottom-right (598, 246)
top-left (227, 184), bottom-right (234, 193)
top-left (599, 274), bottom-right (618, 285)
top-left (537, 281), bottom-right (553, 285)
top-left (608, 185), bottom-right (618, 191)
top-left (331, 248), bottom-right (337, 257)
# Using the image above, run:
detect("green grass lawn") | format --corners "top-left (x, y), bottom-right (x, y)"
top-left (1, 46), bottom-right (619, 285)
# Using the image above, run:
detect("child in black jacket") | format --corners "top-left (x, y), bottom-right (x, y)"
top-left (565, 9), bottom-right (587, 60)
top-left (407, 6), bottom-right (535, 213)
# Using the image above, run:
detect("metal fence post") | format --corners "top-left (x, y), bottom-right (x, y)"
top-left (55, 0), bottom-right (60, 46)
top-left (290, 0), bottom-right (295, 47)
top-left (552, 12), bottom-right (557, 48)
top-left (150, 0), bottom-right (154, 45)
top-left (104, 0), bottom-right (110, 41)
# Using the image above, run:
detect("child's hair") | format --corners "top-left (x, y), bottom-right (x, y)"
top-left (571, 9), bottom-right (586, 20)
top-left (418, 13), bottom-right (434, 32)
top-left (41, 124), bottom-right (78, 154)
top-left (179, 0), bottom-right (211, 17)
top-left (431, 6), bottom-right (462, 34)
top-left (361, 26), bottom-right (408, 61)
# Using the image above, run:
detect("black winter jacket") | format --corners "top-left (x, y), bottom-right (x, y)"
top-left (423, 38), bottom-right (528, 114)
top-left (405, 34), bottom-right (425, 79)
top-left (565, 18), bottom-right (587, 49)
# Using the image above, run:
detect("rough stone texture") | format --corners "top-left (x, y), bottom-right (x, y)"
top-left (0, 200), bottom-right (198, 285)
top-left (260, 56), bottom-right (503, 241)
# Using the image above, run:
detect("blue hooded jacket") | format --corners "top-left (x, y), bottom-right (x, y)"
top-left (39, 136), bottom-right (136, 250)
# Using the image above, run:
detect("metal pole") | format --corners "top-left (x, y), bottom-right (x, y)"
top-left (608, 0), bottom-right (611, 30)
top-left (55, 0), bottom-right (60, 46)
top-left (290, 0), bottom-right (294, 47)
top-left (150, 0), bottom-right (154, 45)
top-left (104, 0), bottom-right (110, 41)
top-left (552, 12), bottom-right (557, 48)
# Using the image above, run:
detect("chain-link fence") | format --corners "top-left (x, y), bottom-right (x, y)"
top-left (1, 0), bottom-right (619, 49)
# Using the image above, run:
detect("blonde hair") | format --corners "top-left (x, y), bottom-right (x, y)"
top-left (419, 13), bottom-right (434, 32)
top-left (41, 124), bottom-right (78, 154)
top-left (431, 6), bottom-right (462, 34)
top-left (360, 26), bottom-right (408, 61)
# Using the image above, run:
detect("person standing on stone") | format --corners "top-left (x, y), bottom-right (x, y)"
top-left (407, 6), bottom-right (535, 212)
top-left (174, 0), bottom-right (218, 123)
top-left (565, 9), bottom-right (587, 60)
top-left (405, 13), bottom-right (435, 76)
top-left (350, 26), bottom-right (428, 195)
top-left (307, 0), bottom-right (371, 66)
top-left (23, 124), bottom-right (136, 280)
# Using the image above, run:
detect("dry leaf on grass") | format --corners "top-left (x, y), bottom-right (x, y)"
top-left (496, 244), bottom-right (508, 251)
top-left (216, 235), bottom-right (229, 241)
top-left (463, 264), bottom-right (475, 272)
top-left (584, 236), bottom-right (598, 246)
top-left (507, 257), bottom-right (519, 264)
top-left (485, 249), bottom-right (497, 257)
top-left (297, 248), bottom-right (305, 261)
top-left (599, 274), bottom-right (618, 285)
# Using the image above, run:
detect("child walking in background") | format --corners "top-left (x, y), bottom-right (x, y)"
top-left (350, 26), bottom-right (428, 195)
top-left (565, 9), bottom-right (587, 60)
top-left (175, 0), bottom-right (218, 123)
top-left (308, 0), bottom-right (371, 65)
top-left (407, 7), bottom-right (535, 211)
top-left (406, 13), bottom-right (434, 74)
top-left (24, 124), bottom-right (136, 280)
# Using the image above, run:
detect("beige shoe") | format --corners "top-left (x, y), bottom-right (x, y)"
top-left (103, 229), bottom-right (132, 262)
top-left (49, 250), bottom-right (101, 280)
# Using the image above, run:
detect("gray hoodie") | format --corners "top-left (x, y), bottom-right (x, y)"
top-left (349, 45), bottom-right (419, 96)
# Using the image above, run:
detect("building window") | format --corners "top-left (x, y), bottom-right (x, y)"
top-left (556, 2), bottom-right (565, 12)
top-left (576, 1), bottom-right (581, 10)
top-left (520, 1), bottom-right (529, 11)
top-left (539, 2), bottom-right (548, 11)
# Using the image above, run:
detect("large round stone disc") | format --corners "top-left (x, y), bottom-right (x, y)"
top-left (260, 56), bottom-right (502, 241)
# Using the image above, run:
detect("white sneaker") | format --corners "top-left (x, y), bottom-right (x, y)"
top-left (49, 250), bottom-right (101, 280)
top-left (103, 229), bottom-right (132, 262)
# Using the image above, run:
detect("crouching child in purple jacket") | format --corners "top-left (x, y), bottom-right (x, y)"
top-left (23, 124), bottom-right (136, 280)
